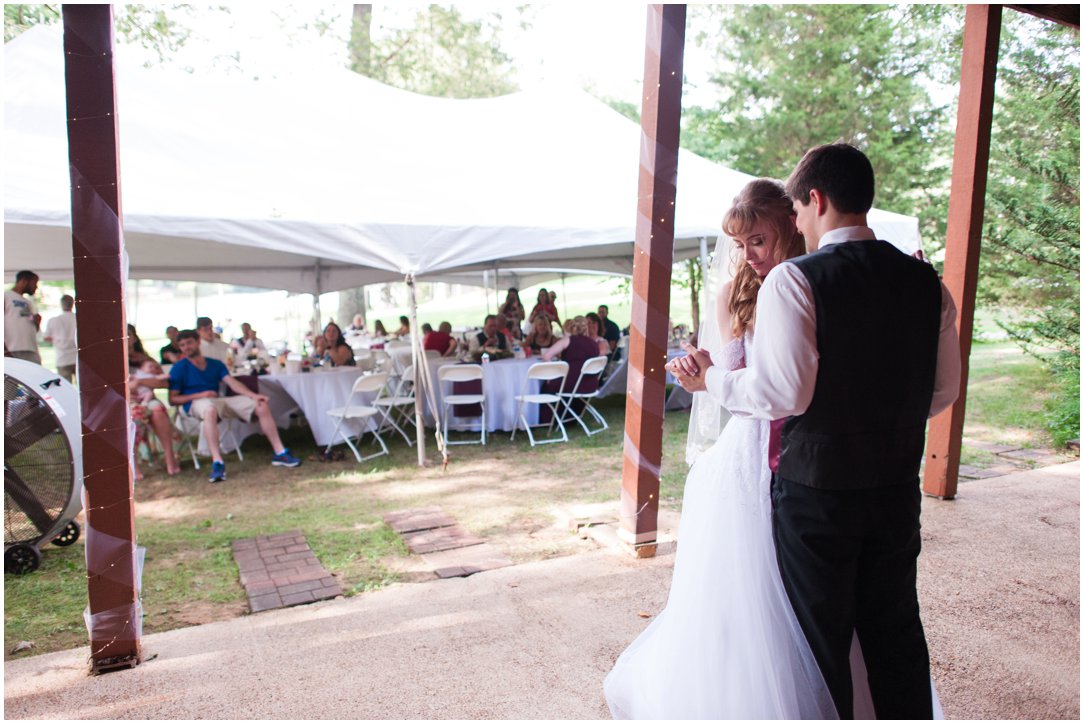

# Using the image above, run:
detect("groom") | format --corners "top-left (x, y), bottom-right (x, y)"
top-left (674, 143), bottom-right (960, 718)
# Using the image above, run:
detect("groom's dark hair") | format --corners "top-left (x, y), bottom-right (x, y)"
top-left (785, 143), bottom-right (875, 215)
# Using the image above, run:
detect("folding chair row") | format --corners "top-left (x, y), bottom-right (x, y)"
top-left (512, 355), bottom-right (609, 446)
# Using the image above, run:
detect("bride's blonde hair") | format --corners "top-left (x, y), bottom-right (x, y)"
top-left (722, 179), bottom-right (805, 338)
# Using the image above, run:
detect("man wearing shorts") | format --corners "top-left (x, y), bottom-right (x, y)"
top-left (169, 329), bottom-right (300, 482)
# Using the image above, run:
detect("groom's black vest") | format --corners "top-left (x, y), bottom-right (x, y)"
top-left (778, 240), bottom-right (942, 490)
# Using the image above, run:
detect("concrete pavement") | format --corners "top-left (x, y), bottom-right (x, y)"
top-left (4, 461), bottom-right (1078, 719)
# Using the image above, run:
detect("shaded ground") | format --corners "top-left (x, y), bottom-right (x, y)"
top-left (4, 462), bottom-right (1078, 720)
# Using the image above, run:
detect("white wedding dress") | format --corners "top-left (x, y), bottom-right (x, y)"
top-left (604, 333), bottom-right (942, 719)
top-left (604, 334), bottom-right (839, 719)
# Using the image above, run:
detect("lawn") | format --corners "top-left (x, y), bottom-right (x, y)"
top-left (5, 340), bottom-right (1073, 658)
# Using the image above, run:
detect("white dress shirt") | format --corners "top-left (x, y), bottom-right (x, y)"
top-left (706, 226), bottom-right (961, 420)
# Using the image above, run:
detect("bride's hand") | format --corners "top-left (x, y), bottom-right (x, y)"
top-left (676, 341), bottom-right (713, 376)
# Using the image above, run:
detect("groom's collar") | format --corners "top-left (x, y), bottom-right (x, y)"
top-left (819, 226), bottom-right (876, 249)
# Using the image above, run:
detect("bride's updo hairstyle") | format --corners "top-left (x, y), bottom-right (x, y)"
top-left (721, 178), bottom-right (805, 338)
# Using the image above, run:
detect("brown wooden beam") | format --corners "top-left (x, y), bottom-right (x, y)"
top-left (923, 4), bottom-right (1002, 500)
top-left (63, 4), bottom-right (142, 672)
top-left (1006, 4), bottom-right (1079, 29)
top-left (619, 4), bottom-right (686, 555)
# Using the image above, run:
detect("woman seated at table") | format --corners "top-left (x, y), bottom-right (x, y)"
top-left (394, 315), bottom-right (410, 338)
top-left (424, 321), bottom-right (458, 357)
top-left (528, 288), bottom-right (561, 327)
top-left (585, 312), bottom-right (611, 357)
top-left (524, 316), bottom-right (557, 354)
top-left (372, 319), bottom-right (388, 338)
top-left (540, 315), bottom-right (600, 419)
top-left (128, 358), bottom-right (181, 477)
top-left (323, 322), bottom-right (356, 367)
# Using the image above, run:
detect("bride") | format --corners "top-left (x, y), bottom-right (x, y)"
top-left (606, 178), bottom-right (847, 719)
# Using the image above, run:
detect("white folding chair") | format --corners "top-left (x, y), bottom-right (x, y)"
top-left (372, 364), bottom-right (416, 447)
top-left (559, 355), bottom-right (610, 436)
top-left (325, 372), bottom-right (391, 462)
top-left (353, 348), bottom-right (375, 371)
top-left (370, 349), bottom-right (391, 373)
top-left (511, 361), bottom-right (569, 446)
top-left (437, 364), bottom-right (486, 446)
top-left (171, 403), bottom-right (244, 470)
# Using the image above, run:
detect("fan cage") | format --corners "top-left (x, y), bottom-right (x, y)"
top-left (5, 375), bottom-right (76, 546)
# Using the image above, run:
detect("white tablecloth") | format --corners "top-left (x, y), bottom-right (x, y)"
top-left (259, 367), bottom-right (371, 445)
top-left (420, 357), bottom-right (542, 433)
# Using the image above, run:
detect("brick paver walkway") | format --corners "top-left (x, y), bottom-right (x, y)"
top-left (383, 507), bottom-right (512, 578)
top-left (232, 530), bottom-right (342, 613)
top-left (959, 437), bottom-right (1077, 481)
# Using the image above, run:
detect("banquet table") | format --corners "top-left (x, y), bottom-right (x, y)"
top-left (420, 357), bottom-right (542, 433)
top-left (194, 367), bottom-right (371, 454)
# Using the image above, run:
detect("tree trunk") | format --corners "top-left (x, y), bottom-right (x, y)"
top-left (350, 4), bottom-right (373, 75)
top-left (337, 286), bottom-right (368, 329)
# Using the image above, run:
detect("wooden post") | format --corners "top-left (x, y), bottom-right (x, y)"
top-left (923, 4), bottom-right (1002, 499)
top-left (63, 4), bottom-right (142, 671)
top-left (619, 4), bottom-right (686, 556)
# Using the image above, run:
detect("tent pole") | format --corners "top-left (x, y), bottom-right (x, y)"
top-left (312, 259), bottom-right (323, 337)
top-left (407, 275), bottom-right (426, 467)
top-left (561, 273), bottom-right (567, 320)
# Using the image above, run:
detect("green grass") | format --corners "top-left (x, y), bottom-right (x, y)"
top-left (962, 341), bottom-right (1063, 448)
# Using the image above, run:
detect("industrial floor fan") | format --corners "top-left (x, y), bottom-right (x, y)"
top-left (4, 358), bottom-right (83, 574)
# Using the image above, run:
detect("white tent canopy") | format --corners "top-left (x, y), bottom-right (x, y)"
top-left (4, 25), bottom-right (922, 292)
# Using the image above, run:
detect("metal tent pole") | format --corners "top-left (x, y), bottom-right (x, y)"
top-left (407, 275), bottom-right (426, 466)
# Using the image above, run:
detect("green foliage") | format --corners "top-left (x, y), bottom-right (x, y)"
top-left (684, 4), bottom-right (962, 247)
top-left (981, 14), bottom-right (1079, 444)
top-left (351, 5), bottom-right (519, 98)
top-left (4, 4), bottom-right (59, 41)
top-left (5, 4), bottom-right (207, 65)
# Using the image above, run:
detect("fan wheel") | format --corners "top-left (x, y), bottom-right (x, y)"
top-left (51, 520), bottom-right (80, 547)
top-left (5, 543), bottom-right (42, 575)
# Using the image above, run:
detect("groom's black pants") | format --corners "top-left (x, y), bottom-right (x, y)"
top-left (771, 475), bottom-right (933, 720)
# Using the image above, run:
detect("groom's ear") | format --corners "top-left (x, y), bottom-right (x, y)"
top-left (808, 188), bottom-right (829, 216)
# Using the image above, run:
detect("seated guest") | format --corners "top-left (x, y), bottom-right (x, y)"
top-left (528, 288), bottom-right (561, 327)
top-left (524, 316), bottom-right (557, 354)
top-left (469, 314), bottom-right (510, 355)
top-left (372, 319), bottom-right (388, 337)
top-left (495, 313), bottom-right (518, 343)
top-left (169, 329), bottom-right (300, 483)
top-left (231, 322), bottom-right (254, 354)
top-left (238, 327), bottom-right (268, 359)
top-left (598, 304), bottom-right (621, 353)
top-left (160, 325), bottom-right (182, 364)
top-left (197, 316), bottom-right (232, 366)
top-left (394, 315), bottom-right (410, 338)
top-left (421, 322), bottom-right (434, 335)
top-left (424, 321), bottom-right (458, 357)
top-left (323, 322), bottom-right (356, 367)
top-left (540, 315), bottom-right (600, 416)
top-left (347, 314), bottom-right (366, 336)
top-left (127, 324), bottom-right (152, 369)
top-left (310, 334), bottom-right (329, 361)
top-left (585, 312), bottom-right (611, 357)
top-left (128, 358), bottom-right (181, 477)
top-left (504, 314), bottom-right (523, 341)
top-left (499, 287), bottom-right (525, 329)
